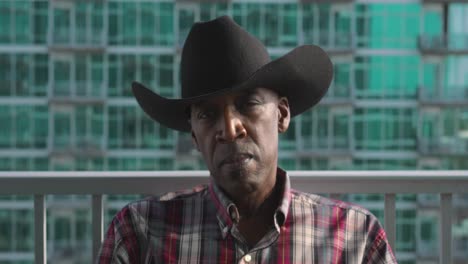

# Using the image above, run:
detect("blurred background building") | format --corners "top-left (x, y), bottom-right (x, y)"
top-left (0, 0), bottom-right (467, 263)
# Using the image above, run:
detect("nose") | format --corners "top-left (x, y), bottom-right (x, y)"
top-left (216, 106), bottom-right (247, 143)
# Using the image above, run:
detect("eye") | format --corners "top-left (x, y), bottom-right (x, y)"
top-left (196, 109), bottom-right (214, 120)
top-left (238, 96), bottom-right (261, 111)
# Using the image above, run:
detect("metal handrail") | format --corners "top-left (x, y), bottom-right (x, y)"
top-left (1, 170), bottom-right (467, 264)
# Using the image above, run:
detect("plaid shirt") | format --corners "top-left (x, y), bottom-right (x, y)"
top-left (97, 168), bottom-right (397, 263)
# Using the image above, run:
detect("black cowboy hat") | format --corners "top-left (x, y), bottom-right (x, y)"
top-left (132, 16), bottom-right (333, 132)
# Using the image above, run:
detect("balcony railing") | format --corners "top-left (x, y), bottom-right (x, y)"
top-left (0, 171), bottom-right (467, 264)
top-left (418, 34), bottom-right (468, 54)
top-left (419, 138), bottom-right (468, 156)
top-left (418, 86), bottom-right (468, 106)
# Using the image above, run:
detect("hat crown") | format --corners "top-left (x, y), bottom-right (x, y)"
top-left (181, 16), bottom-right (270, 98)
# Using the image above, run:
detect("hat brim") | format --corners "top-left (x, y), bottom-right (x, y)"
top-left (132, 45), bottom-right (333, 132)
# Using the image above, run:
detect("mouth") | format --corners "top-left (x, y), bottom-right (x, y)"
top-left (219, 153), bottom-right (253, 167)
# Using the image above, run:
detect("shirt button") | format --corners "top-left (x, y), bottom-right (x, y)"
top-left (244, 254), bottom-right (252, 263)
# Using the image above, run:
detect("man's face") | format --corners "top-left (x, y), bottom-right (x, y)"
top-left (190, 87), bottom-right (290, 198)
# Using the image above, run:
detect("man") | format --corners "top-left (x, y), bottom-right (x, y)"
top-left (98, 16), bottom-right (397, 263)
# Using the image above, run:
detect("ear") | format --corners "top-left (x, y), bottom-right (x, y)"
top-left (191, 131), bottom-right (200, 151)
top-left (277, 97), bottom-right (290, 133)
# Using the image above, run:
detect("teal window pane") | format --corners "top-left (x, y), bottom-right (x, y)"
top-left (122, 55), bottom-right (136, 97)
top-left (33, 54), bottom-right (48, 96)
top-left (317, 108), bottom-right (328, 149)
top-left (302, 4), bottom-right (315, 44)
top-left (367, 110), bottom-right (381, 149)
top-left (423, 10), bottom-right (442, 36)
top-left (108, 107), bottom-right (119, 148)
top-left (281, 4), bottom-right (297, 46)
top-left (108, 2), bottom-right (119, 45)
top-left (53, 60), bottom-right (71, 96)
top-left (0, 210), bottom-right (12, 250)
top-left (317, 4), bottom-right (331, 47)
top-left (53, 7), bottom-right (71, 44)
top-left (54, 216), bottom-right (71, 248)
top-left (15, 210), bottom-right (33, 251)
top-left (14, 1), bottom-right (31, 44)
top-left (33, 106), bottom-right (48, 148)
top-left (33, 1), bottom-right (48, 44)
top-left (331, 63), bottom-right (351, 98)
top-left (159, 2), bottom-right (174, 45)
top-left (299, 158), bottom-right (312, 170)
top-left (178, 8), bottom-right (196, 46)
top-left (75, 3), bottom-right (87, 44)
top-left (160, 158), bottom-right (173, 170)
top-left (0, 158), bottom-right (12, 171)
top-left (159, 55), bottom-right (173, 97)
top-left (91, 106), bottom-right (104, 142)
top-left (245, 4), bottom-right (261, 40)
top-left (335, 8), bottom-right (352, 47)
top-left (76, 210), bottom-right (90, 241)
top-left (76, 106), bottom-right (104, 149)
top-left (33, 158), bottom-right (48, 170)
top-left (421, 62), bottom-right (439, 99)
top-left (16, 106), bottom-right (32, 148)
top-left (355, 56), bottom-right (419, 99)
top-left (76, 107), bottom-right (87, 147)
top-left (140, 158), bottom-right (157, 171)
top-left (122, 2), bottom-right (137, 45)
top-left (357, 4), bottom-right (420, 49)
top-left (315, 159), bottom-right (329, 170)
top-left (232, 3), bottom-right (243, 26)
top-left (91, 2), bottom-right (104, 45)
top-left (0, 54), bottom-right (12, 95)
top-left (0, 106), bottom-right (12, 148)
top-left (396, 210), bottom-right (416, 252)
top-left (141, 55), bottom-right (156, 91)
top-left (333, 113), bottom-right (349, 149)
top-left (141, 3), bottom-right (156, 45)
top-left (108, 55), bottom-right (119, 96)
top-left (53, 112), bottom-right (71, 149)
top-left (122, 107), bottom-right (137, 148)
top-left (91, 55), bottom-right (104, 97)
top-left (0, 2), bottom-right (11, 43)
top-left (264, 4), bottom-right (279, 46)
top-left (199, 3), bottom-right (231, 22)
top-left (141, 117), bottom-right (156, 149)
top-left (75, 56), bottom-right (87, 96)
top-left (158, 126), bottom-right (174, 149)
top-left (17, 159), bottom-right (33, 171)
top-left (300, 114), bottom-right (313, 148)
top-left (123, 158), bottom-right (137, 170)
top-left (15, 54), bottom-right (32, 96)
top-left (278, 158), bottom-right (296, 170)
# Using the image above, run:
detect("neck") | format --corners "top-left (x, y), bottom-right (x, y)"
top-left (234, 177), bottom-right (279, 220)
top-left (234, 177), bottom-right (281, 248)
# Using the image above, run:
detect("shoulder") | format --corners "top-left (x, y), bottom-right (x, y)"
top-left (123, 184), bottom-right (209, 214)
top-left (110, 185), bottom-right (209, 226)
top-left (290, 189), bottom-right (375, 218)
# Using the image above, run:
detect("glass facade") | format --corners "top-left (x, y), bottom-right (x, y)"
top-left (0, 0), bottom-right (467, 263)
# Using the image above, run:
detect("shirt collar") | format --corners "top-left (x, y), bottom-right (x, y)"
top-left (208, 167), bottom-right (291, 236)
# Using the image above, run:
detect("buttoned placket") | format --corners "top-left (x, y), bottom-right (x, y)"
top-left (239, 253), bottom-right (254, 264)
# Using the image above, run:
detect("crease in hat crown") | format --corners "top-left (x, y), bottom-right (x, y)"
top-left (180, 15), bottom-right (271, 98)
top-left (131, 15), bottom-right (333, 132)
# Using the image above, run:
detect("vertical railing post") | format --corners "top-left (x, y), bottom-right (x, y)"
top-left (92, 194), bottom-right (104, 261)
top-left (384, 193), bottom-right (396, 251)
top-left (440, 193), bottom-right (452, 264)
top-left (34, 194), bottom-right (46, 264)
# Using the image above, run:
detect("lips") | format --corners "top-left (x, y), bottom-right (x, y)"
top-left (219, 153), bottom-right (253, 167)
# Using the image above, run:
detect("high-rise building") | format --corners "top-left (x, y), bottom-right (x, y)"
top-left (0, 0), bottom-right (467, 263)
